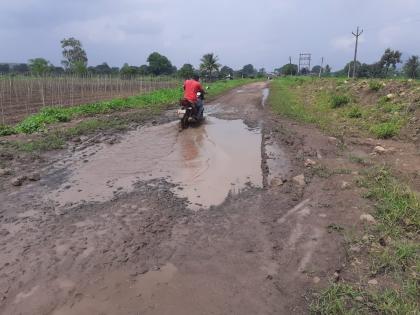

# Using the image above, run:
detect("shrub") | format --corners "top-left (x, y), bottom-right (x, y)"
top-left (369, 80), bottom-right (382, 91)
top-left (370, 122), bottom-right (400, 139)
top-left (39, 107), bottom-right (71, 122)
top-left (330, 94), bottom-right (350, 108)
top-left (348, 106), bottom-right (362, 118)
top-left (0, 124), bottom-right (16, 136)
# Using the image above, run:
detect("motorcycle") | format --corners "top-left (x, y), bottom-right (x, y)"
top-left (177, 91), bottom-right (205, 129)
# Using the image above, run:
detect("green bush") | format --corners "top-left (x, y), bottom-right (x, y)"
top-left (0, 124), bottom-right (16, 136)
top-left (369, 80), bottom-right (383, 91)
top-left (370, 122), bottom-right (400, 139)
top-left (330, 94), bottom-right (350, 108)
top-left (347, 106), bottom-right (362, 118)
top-left (39, 107), bottom-right (71, 122)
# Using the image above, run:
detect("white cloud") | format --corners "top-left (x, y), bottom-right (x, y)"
top-left (378, 25), bottom-right (402, 46)
top-left (331, 34), bottom-right (367, 52)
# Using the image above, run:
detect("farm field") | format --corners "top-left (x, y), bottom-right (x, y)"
top-left (0, 75), bottom-right (180, 124)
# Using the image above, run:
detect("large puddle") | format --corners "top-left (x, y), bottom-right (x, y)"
top-left (51, 117), bottom-right (263, 209)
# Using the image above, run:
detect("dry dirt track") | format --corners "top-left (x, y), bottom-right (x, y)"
top-left (0, 82), bottom-right (359, 314)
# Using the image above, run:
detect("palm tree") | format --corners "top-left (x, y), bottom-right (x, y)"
top-left (200, 53), bottom-right (220, 81)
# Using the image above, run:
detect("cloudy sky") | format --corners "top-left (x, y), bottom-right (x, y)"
top-left (1, 0), bottom-right (420, 71)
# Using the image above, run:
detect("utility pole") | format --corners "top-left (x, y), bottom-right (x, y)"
top-left (289, 56), bottom-right (292, 65)
top-left (319, 57), bottom-right (324, 78)
top-left (352, 26), bottom-right (363, 79)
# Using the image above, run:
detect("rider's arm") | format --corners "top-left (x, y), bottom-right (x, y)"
top-left (198, 83), bottom-right (205, 94)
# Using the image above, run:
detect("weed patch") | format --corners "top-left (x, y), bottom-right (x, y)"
top-left (347, 106), bottom-right (363, 118)
top-left (369, 81), bottom-right (383, 91)
top-left (330, 94), bottom-right (351, 108)
top-left (369, 122), bottom-right (400, 139)
top-left (0, 124), bottom-right (16, 136)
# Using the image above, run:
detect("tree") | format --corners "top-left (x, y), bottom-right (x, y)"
top-left (343, 61), bottom-right (362, 77)
top-left (311, 65), bottom-right (322, 75)
top-left (52, 67), bottom-right (65, 75)
top-left (178, 64), bottom-right (195, 79)
top-left (138, 65), bottom-right (149, 75)
top-left (94, 62), bottom-right (112, 75)
top-left (257, 68), bottom-right (267, 78)
top-left (241, 64), bottom-right (256, 77)
top-left (324, 65), bottom-right (332, 76)
top-left (0, 64), bottom-right (10, 74)
top-left (200, 53), bottom-right (220, 81)
top-left (277, 64), bottom-right (298, 75)
top-left (403, 55), bottom-right (419, 79)
top-left (147, 52), bottom-right (174, 75)
top-left (61, 37), bottom-right (88, 73)
top-left (379, 48), bottom-right (402, 77)
top-left (111, 67), bottom-right (120, 75)
top-left (12, 63), bottom-right (29, 74)
top-left (219, 65), bottom-right (234, 79)
top-left (120, 63), bottom-right (138, 77)
top-left (28, 58), bottom-right (53, 75)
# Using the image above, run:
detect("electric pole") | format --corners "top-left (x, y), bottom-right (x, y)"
top-left (352, 26), bottom-right (363, 79)
top-left (319, 57), bottom-right (324, 78)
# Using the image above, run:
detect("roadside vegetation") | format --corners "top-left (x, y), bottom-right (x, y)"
top-left (311, 167), bottom-right (419, 314)
top-left (268, 76), bottom-right (419, 140)
top-left (269, 76), bottom-right (419, 314)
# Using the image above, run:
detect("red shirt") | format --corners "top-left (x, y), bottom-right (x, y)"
top-left (184, 79), bottom-right (203, 102)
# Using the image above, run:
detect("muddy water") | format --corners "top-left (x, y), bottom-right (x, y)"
top-left (51, 117), bottom-right (263, 209)
top-left (262, 88), bottom-right (270, 106)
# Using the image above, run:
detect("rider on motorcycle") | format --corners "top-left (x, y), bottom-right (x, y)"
top-left (183, 74), bottom-right (205, 119)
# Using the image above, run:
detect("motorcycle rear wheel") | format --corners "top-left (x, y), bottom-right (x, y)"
top-left (181, 113), bottom-right (189, 129)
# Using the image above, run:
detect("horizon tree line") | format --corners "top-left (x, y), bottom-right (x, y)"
top-left (0, 37), bottom-right (269, 80)
top-left (1, 37), bottom-right (419, 80)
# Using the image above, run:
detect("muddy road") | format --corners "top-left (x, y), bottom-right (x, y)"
top-left (0, 82), bottom-right (349, 314)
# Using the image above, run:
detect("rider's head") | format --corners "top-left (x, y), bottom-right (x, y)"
top-left (192, 74), bottom-right (200, 81)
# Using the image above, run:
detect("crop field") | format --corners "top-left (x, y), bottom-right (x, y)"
top-left (0, 75), bottom-right (181, 124)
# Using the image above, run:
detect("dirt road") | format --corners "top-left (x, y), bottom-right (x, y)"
top-left (0, 82), bottom-right (353, 314)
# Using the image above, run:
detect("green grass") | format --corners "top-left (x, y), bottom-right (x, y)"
top-left (347, 106), bottom-right (363, 118)
top-left (5, 134), bottom-right (66, 152)
top-left (268, 77), bottom-right (413, 139)
top-left (370, 241), bottom-right (419, 275)
top-left (1, 79), bottom-right (254, 136)
top-left (369, 80), bottom-right (383, 91)
top-left (330, 94), bottom-right (351, 108)
top-left (0, 124), bottom-right (16, 136)
top-left (311, 282), bottom-right (419, 315)
top-left (360, 167), bottom-right (420, 236)
top-left (311, 167), bottom-right (420, 314)
top-left (369, 121), bottom-right (401, 139)
top-left (268, 77), bottom-right (316, 123)
top-left (14, 88), bottom-right (182, 134)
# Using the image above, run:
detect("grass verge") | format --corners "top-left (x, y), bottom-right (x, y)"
top-left (268, 77), bottom-right (413, 139)
top-left (311, 167), bottom-right (420, 314)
